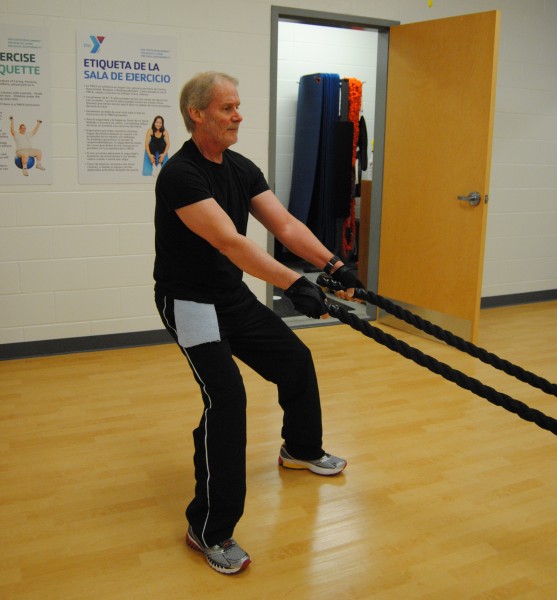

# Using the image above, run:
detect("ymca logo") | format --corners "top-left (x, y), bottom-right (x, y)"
top-left (89, 35), bottom-right (105, 53)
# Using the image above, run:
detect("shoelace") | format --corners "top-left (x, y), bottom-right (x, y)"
top-left (316, 454), bottom-right (332, 464)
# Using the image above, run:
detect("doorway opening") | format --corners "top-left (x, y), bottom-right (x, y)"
top-left (268, 7), bottom-right (397, 326)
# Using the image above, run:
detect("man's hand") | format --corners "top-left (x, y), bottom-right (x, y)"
top-left (284, 276), bottom-right (329, 319)
top-left (331, 265), bottom-right (363, 301)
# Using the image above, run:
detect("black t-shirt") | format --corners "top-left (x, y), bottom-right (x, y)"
top-left (154, 139), bottom-right (270, 304)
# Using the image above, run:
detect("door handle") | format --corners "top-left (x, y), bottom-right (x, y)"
top-left (457, 191), bottom-right (481, 207)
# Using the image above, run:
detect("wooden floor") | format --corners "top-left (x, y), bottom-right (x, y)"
top-left (1, 301), bottom-right (557, 599)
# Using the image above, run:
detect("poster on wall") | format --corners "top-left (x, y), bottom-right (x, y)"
top-left (0, 25), bottom-right (52, 185)
top-left (76, 30), bottom-right (177, 184)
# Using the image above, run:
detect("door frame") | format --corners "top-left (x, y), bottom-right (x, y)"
top-left (269, 6), bottom-right (398, 312)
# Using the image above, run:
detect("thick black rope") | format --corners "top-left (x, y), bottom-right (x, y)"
top-left (326, 302), bottom-right (557, 436)
top-left (317, 275), bottom-right (557, 399)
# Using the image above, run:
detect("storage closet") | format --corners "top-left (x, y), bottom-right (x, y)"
top-left (286, 73), bottom-right (369, 262)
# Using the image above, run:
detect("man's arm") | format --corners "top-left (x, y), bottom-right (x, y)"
top-left (31, 120), bottom-right (42, 136)
top-left (251, 190), bottom-right (362, 298)
top-left (250, 190), bottom-right (342, 273)
top-left (175, 198), bottom-right (300, 290)
top-left (176, 196), bottom-right (329, 318)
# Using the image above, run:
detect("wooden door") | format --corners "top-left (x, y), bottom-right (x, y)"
top-left (377, 11), bottom-right (500, 343)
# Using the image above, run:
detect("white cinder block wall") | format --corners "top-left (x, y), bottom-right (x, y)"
top-left (275, 22), bottom-right (378, 208)
top-left (1, 0), bottom-right (556, 348)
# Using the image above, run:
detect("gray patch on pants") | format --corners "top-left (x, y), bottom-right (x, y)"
top-left (174, 299), bottom-right (221, 348)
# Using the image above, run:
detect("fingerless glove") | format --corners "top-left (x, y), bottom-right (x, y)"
top-left (331, 265), bottom-right (363, 290)
top-left (284, 276), bottom-right (328, 319)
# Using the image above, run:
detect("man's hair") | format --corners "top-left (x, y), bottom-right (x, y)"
top-left (180, 71), bottom-right (238, 133)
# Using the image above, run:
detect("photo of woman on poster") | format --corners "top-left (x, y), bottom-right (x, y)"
top-left (142, 115), bottom-right (170, 177)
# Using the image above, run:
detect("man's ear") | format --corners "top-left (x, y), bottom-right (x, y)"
top-left (188, 106), bottom-right (203, 125)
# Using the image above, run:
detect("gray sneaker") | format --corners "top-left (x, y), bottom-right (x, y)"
top-left (186, 525), bottom-right (251, 575)
top-left (278, 445), bottom-right (347, 476)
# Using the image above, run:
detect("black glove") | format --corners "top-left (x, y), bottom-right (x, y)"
top-left (284, 276), bottom-right (328, 319)
top-left (331, 265), bottom-right (363, 290)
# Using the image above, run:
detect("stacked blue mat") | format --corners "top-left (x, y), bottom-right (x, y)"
top-left (288, 73), bottom-right (340, 252)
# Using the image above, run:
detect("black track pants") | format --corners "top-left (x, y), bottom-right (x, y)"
top-left (156, 287), bottom-right (323, 546)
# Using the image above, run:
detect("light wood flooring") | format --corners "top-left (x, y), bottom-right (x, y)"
top-left (1, 301), bottom-right (557, 599)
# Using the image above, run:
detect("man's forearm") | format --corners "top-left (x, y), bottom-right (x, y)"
top-left (221, 234), bottom-right (300, 290)
top-left (277, 219), bottom-right (342, 272)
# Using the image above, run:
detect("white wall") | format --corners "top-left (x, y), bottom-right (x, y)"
top-left (1, 0), bottom-right (556, 347)
top-left (275, 22), bottom-right (378, 208)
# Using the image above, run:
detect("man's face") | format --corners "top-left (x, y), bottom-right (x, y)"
top-left (200, 80), bottom-right (243, 150)
top-left (19, 124), bottom-right (26, 133)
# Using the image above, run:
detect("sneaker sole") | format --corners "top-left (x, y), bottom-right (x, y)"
top-left (278, 455), bottom-right (346, 476)
top-left (186, 532), bottom-right (251, 575)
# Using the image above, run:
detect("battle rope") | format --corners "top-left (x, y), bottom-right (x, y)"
top-left (317, 275), bottom-right (557, 399)
top-left (317, 276), bottom-right (557, 436)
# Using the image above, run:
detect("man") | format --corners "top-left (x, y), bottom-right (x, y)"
top-left (9, 117), bottom-right (46, 176)
top-left (154, 72), bottom-right (361, 575)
